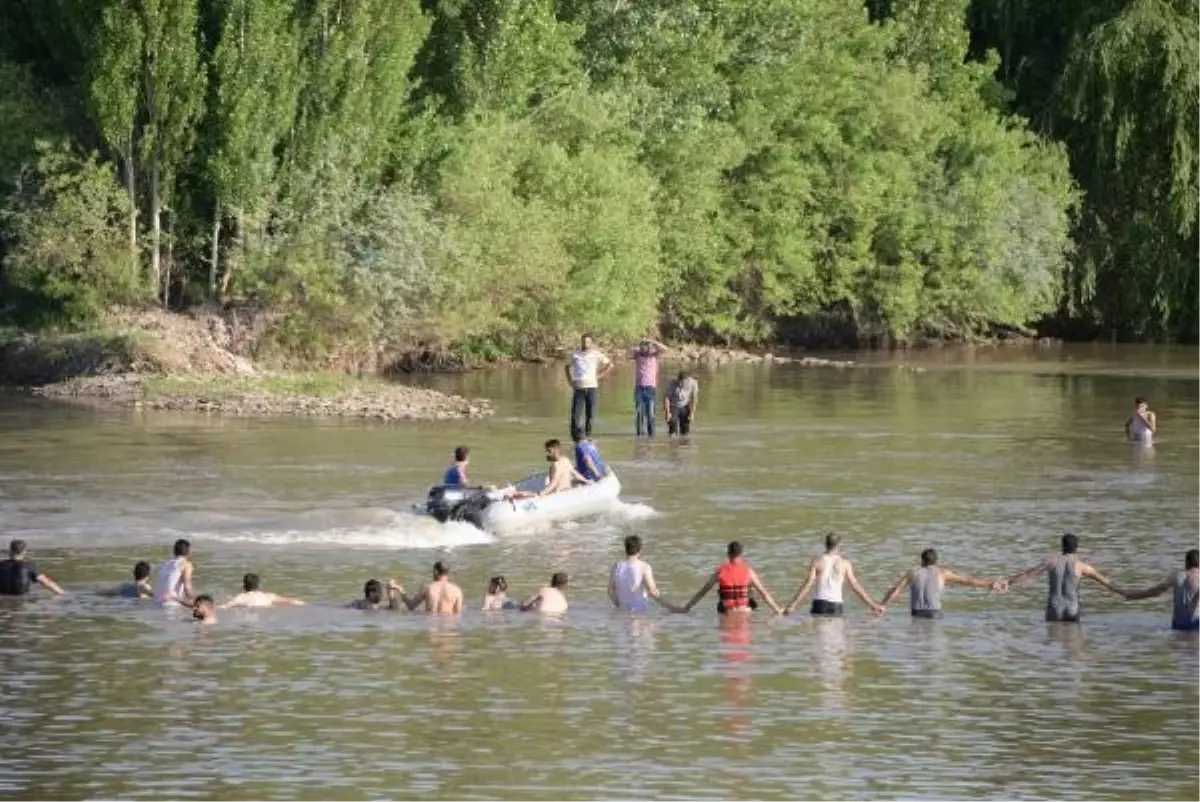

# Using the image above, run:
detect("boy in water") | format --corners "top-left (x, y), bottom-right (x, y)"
top-left (520, 572), bottom-right (570, 614)
top-left (221, 573), bottom-right (305, 608)
top-left (482, 576), bottom-right (517, 611)
top-left (119, 561), bottom-right (154, 599)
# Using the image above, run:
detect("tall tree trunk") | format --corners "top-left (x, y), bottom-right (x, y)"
top-left (163, 210), bottom-right (173, 307)
top-left (150, 157), bottom-right (162, 304)
top-left (123, 139), bottom-right (137, 264)
top-left (209, 199), bottom-right (221, 299)
top-left (219, 206), bottom-right (244, 297)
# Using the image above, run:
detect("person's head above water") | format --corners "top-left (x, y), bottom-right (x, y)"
top-left (550, 572), bottom-right (569, 590)
top-left (920, 548), bottom-right (938, 567)
top-left (825, 532), bottom-right (843, 553)
top-left (9, 539), bottom-right (28, 559)
top-left (242, 573), bottom-right (261, 592)
top-left (727, 541), bottom-right (744, 560)
top-left (544, 439), bottom-right (561, 460)
top-left (173, 538), bottom-right (191, 558)
top-left (363, 579), bottom-right (383, 604)
top-left (1061, 533), bottom-right (1079, 554)
top-left (454, 445), bottom-right (469, 463)
top-left (432, 561), bottom-right (449, 580)
top-left (192, 594), bottom-right (215, 621)
top-left (1186, 549), bottom-right (1199, 570)
top-left (134, 561), bottom-right (151, 581)
top-left (488, 576), bottom-right (508, 594)
top-left (625, 534), bottom-right (643, 557)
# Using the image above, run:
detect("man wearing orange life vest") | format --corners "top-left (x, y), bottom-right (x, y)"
top-left (681, 541), bottom-right (783, 615)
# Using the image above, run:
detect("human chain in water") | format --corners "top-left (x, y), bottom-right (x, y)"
top-left (3, 534), bottom-right (1196, 633)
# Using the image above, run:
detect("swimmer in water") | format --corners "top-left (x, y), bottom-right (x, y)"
top-left (221, 573), bottom-right (305, 608)
top-left (608, 534), bottom-right (684, 613)
top-left (1125, 396), bottom-right (1156, 445)
top-left (118, 561), bottom-right (154, 599)
top-left (348, 579), bottom-right (399, 610)
top-left (1005, 533), bottom-right (1124, 622)
top-left (681, 541), bottom-right (784, 615)
top-left (482, 576), bottom-right (518, 611)
top-left (1122, 549), bottom-right (1199, 632)
top-left (394, 561), bottom-right (464, 614)
top-left (154, 538), bottom-right (194, 606)
top-left (520, 572), bottom-right (569, 613)
top-left (782, 533), bottom-right (885, 616)
top-left (878, 548), bottom-right (1008, 618)
top-left (191, 594), bottom-right (217, 624)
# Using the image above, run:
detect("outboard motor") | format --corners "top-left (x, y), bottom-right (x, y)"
top-left (426, 485), bottom-right (492, 528)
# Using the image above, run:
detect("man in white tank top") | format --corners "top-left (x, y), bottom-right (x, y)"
top-left (608, 535), bottom-right (683, 613)
top-left (154, 538), bottom-right (195, 606)
top-left (783, 533), bottom-right (884, 616)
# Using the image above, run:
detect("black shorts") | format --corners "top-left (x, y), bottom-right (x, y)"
top-left (911, 609), bottom-right (943, 619)
top-left (717, 598), bottom-right (758, 614)
top-left (810, 600), bottom-right (843, 616)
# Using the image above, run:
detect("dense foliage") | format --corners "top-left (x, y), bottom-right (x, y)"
top-left (0, 0), bottom-right (1193, 351)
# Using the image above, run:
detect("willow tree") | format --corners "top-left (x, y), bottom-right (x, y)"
top-left (1058, 0), bottom-right (1198, 340)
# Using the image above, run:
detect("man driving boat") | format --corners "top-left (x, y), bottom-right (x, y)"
top-left (510, 439), bottom-right (591, 499)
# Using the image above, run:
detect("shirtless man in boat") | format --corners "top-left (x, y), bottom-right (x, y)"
top-left (394, 561), bottom-right (464, 614)
top-left (510, 439), bottom-right (591, 500)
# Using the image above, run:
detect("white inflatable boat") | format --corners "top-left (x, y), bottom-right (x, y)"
top-left (421, 471), bottom-right (622, 533)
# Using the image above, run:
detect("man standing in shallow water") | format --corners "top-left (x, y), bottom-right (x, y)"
top-left (395, 561), bottom-right (464, 614)
top-left (1006, 533), bottom-right (1124, 622)
top-left (0, 539), bottom-right (65, 597)
top-left (879, 548), bottom-right (1007, 618)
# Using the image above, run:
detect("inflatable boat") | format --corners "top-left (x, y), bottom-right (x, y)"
top-left (421, 471), bottom-right (622, 533)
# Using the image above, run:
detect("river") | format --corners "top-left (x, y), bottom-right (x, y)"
top-left (0, 343), bottom-right (1196, 800)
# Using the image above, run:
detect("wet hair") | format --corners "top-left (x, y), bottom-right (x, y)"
top-left (134, 561), bottom-right (151, 580)
top-left (242, 573), bottom-right (261, 592)
top-left (454, 445), bottom-right (469, 462)
top-left (624, 534), bottom-right (642, 556)
top-left (173, 538), bottom-right (191, 558)
top-left (550, 572), bottom-right (569, 589)
top-left (433, 561), bottom-right (449, 578)
top-left (364, 579), bottom-right (382, 603)
top-left (1061, 533), bottom-right (1079, 554)
top-left (9, 539), bottom-right (27, 558)
top-left (920, 548), bottom-right (938, 567)
top-left (544, 439), bottom-right (561, 451)
top-left (194, 594), bottom-right (214, 608)
top-left (825, 532), bottom-right (842, 551)
top-left (727, 541), bottom-right (743, 559)
top-left (1135, 396), bottom-right (1146, 405)
top-left (1187, 549), bottom-right (1199, 570)
top-left (488, 576), bottom-right (508, 594)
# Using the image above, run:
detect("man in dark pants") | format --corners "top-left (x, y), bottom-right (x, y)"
top-left (565, 333), bottom-right (613, 437)
top-left (664, 370), bottom-right (700, 436)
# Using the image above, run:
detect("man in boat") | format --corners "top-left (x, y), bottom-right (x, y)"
top-left (0, 539), bottom-right (66, 597)
top-left (1125, 397), bottom-right (1156, 445)
top-left (573, 431), bottom-right (609, 483)
top-left (221, 573), bottom-right (305, 608)
top-left (1005, 533), bottom-right (1124, 622)
top-left (878, 548), bottom-right (1007, 618)
top-left (681, 541), bottom-right (784, 615)
top-left (782, 533), bottom-right (885, 616)
top-left (1121, 549), bottom-right (1199, 632)
top-left (608, 534), bottom-right (683, 613)
top-left (664, 370), bottom-right (699, 436)
top-left (510, 439), bottom-right (591, 500)
top-left (520, 572), bottom-right (570, 614)
top-left (393, 561), bottom-right (464, 614)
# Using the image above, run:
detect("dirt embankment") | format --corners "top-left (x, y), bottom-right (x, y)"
top-left (0, 309), bottom-right (492, 421)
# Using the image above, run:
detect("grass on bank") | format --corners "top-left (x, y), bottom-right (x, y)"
top-left (141, 372), bottom-right (390, 399)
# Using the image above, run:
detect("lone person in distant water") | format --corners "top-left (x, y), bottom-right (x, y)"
top-left (878, 548), bottom-right (1007, 618)
top-left (221, 573), bottom-right (305, 608)
top-left (783, 533), bottom-right (884, 616)
top-left (664, 370), bottom-right (699, 436)
top-left (1005, 533), bottom-right (1124, 622)
top-left (1125, 397), bottom-right (1156, 445)
top-left (631, 338), bottom-right (669, 437)
top-left (118, 561), bottom-right (154, 599)
top-left (1122, 549), bottom-right (1199, 632)
top-left (608, 535), bottom-right (683, 613)
top-left (520, 572), bottom-right (570, 614)
top-left (682, 541), bottom-right (783, 615)
top-left (394, 561), bottom-right (464, 614)
top-left (566, 333), bottom-right (614, 438)
top-left (0, 539), bottom-right (65, 597)
top-left (155, 538), bottom-right (194, 606)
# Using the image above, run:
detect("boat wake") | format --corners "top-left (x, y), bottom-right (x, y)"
top-left (189, 508), bottom-right (494, 550)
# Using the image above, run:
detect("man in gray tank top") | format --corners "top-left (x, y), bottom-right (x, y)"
top-left (1006, 533), bottom-right (1124, 622)
top-left (879, 548), bottom-right (1007, 618)
top-left (1122, 549), bottom-right (1199, 632)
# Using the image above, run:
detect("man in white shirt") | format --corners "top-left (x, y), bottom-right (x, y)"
top-left (564, 332), bottom-right (613, 438)
top-left (608, 534), bottom-right (682, 613)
